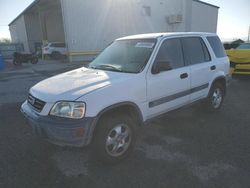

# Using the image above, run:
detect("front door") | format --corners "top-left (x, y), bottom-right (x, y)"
top-left (146, 38), bottom-right (191, 119)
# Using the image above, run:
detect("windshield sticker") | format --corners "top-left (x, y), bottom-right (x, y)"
top-left (135, 42), bottom-right (155, 48)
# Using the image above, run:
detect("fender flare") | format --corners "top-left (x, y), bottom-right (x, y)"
top-left (86, 101), bottom-right (144, 144)
top-left (209, 76), bottom-right (227, 95)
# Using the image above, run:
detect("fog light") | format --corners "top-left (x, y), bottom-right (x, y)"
top-left (75, 128), bottom-right (85, 137)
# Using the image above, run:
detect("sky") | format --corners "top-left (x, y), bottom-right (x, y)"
top-left (0, 0), bottom-right (33, 39)
top-left (204, 0), bottom-right (250, 41)
top-left (0, 0), bottom-right (249, 41)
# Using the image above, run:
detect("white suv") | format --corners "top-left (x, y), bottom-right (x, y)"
top-left (21, 32), bottom-right (230, 163)
top-left (42, 42), bottom-right (67, 59)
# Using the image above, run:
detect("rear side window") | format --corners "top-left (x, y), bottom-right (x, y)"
top-left (155, 38), bottom-right (184, 69)
top-left (207, 36), bottom-right (226, 58)
top-left (182, 37), bottom-right (211, 65)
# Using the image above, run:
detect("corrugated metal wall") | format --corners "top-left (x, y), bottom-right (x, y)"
top-left (24, 13), bottom-right (43, 52)
top-left (60, 0), bottom-right (187, 58)
top-left (9, 15), bottom-right (30, 53)
top-left (23, 3), bottom-right (65, 52)
top-left (43, 9), bottom-right (65, 43)
top-left (191, 1), bottom-right (218, 32)
top-left (8, 0), bottom-right (218, 61)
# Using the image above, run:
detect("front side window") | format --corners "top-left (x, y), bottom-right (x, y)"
top-left (154, 38), bottom-right (184, 69)
top-left (182, 37), bottom-right (210, 65)
top-left (89, 39), bottom-right (156, 73)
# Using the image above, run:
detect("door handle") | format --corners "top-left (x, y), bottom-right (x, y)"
top-left (180, 73), bottom-right (188, 79)
top-left (210, 65), bottom-right (216, 70)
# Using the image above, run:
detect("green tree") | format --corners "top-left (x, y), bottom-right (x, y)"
top-left (0, 38), bottom-right (11, 43)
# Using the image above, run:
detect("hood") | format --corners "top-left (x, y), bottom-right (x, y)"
top-left (30, 67), bottom-right (129, 102)
top-left (226, 49), bottom-right (250, 63)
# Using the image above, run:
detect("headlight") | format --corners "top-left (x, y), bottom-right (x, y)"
top-left (50, 101), bottom-right (86, 119)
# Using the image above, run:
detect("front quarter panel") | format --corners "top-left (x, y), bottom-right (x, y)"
top-left (77, 73), bottom-right (148, 121)
top-left (226, 49), bottom-right (250, 63)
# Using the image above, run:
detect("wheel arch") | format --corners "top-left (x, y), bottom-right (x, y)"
top-left (88, 102), bottom-right (144, 144)
top-left (210, 76), bottom-right (227, 95)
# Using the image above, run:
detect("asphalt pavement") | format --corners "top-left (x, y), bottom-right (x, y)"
top-left (0, 60), bottom-right (250, 188)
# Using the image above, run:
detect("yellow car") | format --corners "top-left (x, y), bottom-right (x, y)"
top-left (226, 43), bottom-right (250, 75)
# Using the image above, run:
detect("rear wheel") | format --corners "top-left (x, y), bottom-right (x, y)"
top-left (92, 114), bottom-right (136, 163)
top-left (204, 82), bottom-right (225, 112)
top-left (51, 51), bottom-right (61, 60)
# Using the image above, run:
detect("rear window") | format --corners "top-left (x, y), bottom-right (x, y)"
top-left (207, 36), bottom-right (226, 58)
top-left (236, 43), bottom-right (250, 49)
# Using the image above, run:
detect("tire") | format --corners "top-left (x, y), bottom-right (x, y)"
top-left (31, 57), bottom-right (38, 64)
top-left (13, 59), bottom-right (21, 65)
top-left (204, 82), bottom-right (225, 112)
top-left (13, 59), bottom-right (17, 65)
top-left (92, 114), bottom-right (136, 163)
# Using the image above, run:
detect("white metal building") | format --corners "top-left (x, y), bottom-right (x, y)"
top-left (9, 0), bottom-right (219, 61)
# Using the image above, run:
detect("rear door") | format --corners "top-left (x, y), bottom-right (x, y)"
top-left (146, 38), bottom-right (191, 119)
top-left (206, 36), bottom-right (230, 76)
top-left (182, 37), bottom-right (212, 102)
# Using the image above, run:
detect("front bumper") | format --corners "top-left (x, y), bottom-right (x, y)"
top-left (230, 63), bottom-right (250, 75)
top-left (21, 101), bottom-right (95, 147)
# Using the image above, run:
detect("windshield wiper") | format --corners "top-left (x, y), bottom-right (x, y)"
top-left (91, 64), bottom-right (122, 72)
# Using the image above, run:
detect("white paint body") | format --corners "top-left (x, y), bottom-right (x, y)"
top-left (28, 32), bottom-right (230, 121)
top-left (42, 43), bottom-right (68, 55)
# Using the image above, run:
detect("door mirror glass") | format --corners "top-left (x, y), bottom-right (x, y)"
top-left (152, 61), bottom-right (172, 74)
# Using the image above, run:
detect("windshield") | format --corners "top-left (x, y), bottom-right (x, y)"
top-left (236, 43), bottom-right (250, 49)
top-left (89, 39), bottom-right (156, 73)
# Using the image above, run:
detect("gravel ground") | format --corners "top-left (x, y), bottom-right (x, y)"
top-left (0, 61), bottom-right (250, 188)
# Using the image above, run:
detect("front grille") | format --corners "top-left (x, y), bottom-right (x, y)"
top-left (28, 94), bottom-right (46, 112)
top-left (230, 62), bottom-right (236, 68)
top-left (235, 69), bottom-right (250, 72)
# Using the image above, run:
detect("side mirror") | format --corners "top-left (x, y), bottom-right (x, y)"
top-left (152, 61), bottom-right (172, 74)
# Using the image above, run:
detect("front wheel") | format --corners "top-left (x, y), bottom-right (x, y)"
top-left (204, 82), bottom-right (225, 112)
top-left (92, 114), bottom-right (136, 163)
